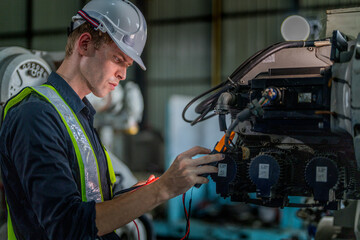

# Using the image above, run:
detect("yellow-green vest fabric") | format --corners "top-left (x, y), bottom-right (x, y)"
top-left (3, 85), bottom-right (116, 240)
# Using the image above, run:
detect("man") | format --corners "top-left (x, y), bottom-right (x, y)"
top-left (0, 0), bottom-right (223, 239)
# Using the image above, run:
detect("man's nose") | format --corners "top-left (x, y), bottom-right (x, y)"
top-left (116, 67), bottom-right (127, 81)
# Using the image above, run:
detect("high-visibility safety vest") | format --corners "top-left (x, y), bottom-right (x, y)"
top-left (2, 85), bottom-right (117, 240)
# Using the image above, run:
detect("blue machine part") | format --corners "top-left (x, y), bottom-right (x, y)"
top-left (249, 154), bottom-right (280, 198)
top-left (210, 154), bottom-right (237, 197)
top-left (304, 156), bottom-right (339, 202)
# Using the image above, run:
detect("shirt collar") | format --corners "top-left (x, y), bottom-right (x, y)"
top-left (46, 72), bottom-right (96, 116)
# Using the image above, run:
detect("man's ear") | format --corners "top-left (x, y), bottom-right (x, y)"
top-left (76, 32), bottom-right (93, 56)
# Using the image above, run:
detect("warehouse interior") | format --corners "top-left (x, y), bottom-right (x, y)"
top-left (1, 0), bottom-right (360, 239)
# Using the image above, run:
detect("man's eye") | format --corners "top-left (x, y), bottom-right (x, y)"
top-left (114, 56), bottom-right (120, 63)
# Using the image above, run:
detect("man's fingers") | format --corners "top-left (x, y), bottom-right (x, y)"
top-left (195, 176), bottom-right (210, 185)
top-left (178, 146), bottom-right (211, 159)
top-left (190, 153), bottom-right (224, 166)
top-left (196, 165), bottom-right (218, 175)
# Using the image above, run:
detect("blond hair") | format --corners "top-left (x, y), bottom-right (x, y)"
top-left (65, 22), bottom-right (113, 58)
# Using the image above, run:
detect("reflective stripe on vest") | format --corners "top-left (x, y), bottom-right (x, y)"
top-left (3, 85), bottom-right (116, 240)
top-left (34, 85), bottom-right (104, 202)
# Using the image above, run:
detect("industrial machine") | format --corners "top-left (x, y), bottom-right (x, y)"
top-left (183, 30), bottom-right (360, 239)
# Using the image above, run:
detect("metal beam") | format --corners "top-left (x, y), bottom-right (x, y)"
top-left (0, 29), bottom-right (66, 40)
top-left (147, 2), bottom-right (360, 26)
top-left (2, 2), bottom-right (359, 41)
top-left (211, 0), bottom-right (222, 86)
top-left (26, 0), bottom-right (33, 48)
top-left (134, 0), bottom-right (148, 129)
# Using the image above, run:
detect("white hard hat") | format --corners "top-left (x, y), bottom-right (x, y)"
top-left (71, 0), bottom-right (147, 70)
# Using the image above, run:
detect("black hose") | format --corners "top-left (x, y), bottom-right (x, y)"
top-left (224, 108), bottom-right (252, 150)
top-left (182, 80), bottom-right (228, 123)
top-left (190, 101), bottom-right (217, 126)
top-left (194, 84), bottom-right (232, 114)
top-left (219, 114), bottom-right (227, 131)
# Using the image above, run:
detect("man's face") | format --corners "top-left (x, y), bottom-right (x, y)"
top-left (79, 41), bottom-right (133, 98)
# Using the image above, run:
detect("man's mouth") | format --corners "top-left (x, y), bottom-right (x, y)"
top-left (109, 82), bottom-right (118, 89)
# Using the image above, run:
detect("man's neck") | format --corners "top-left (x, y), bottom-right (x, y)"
top-left (56, 57), bottom-right (90, 99)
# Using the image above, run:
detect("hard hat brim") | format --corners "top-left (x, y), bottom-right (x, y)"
top-left (112, 38), bottom-right (146, 71)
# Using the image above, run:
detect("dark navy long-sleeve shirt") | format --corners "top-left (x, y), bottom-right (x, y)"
top-left (0, 72), bottom-right (118, 240)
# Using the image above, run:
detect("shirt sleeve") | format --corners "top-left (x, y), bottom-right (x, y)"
top-left (5, 96), bottom-right (99, 239)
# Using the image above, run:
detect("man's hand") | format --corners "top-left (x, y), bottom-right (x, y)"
top-left (96, 146), bottom-right (223, 236)
top-left (157, 146), bottom-right (224, 200)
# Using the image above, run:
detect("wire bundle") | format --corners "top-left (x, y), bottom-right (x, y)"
top-left (259, 87), bottom-right (279, 107)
